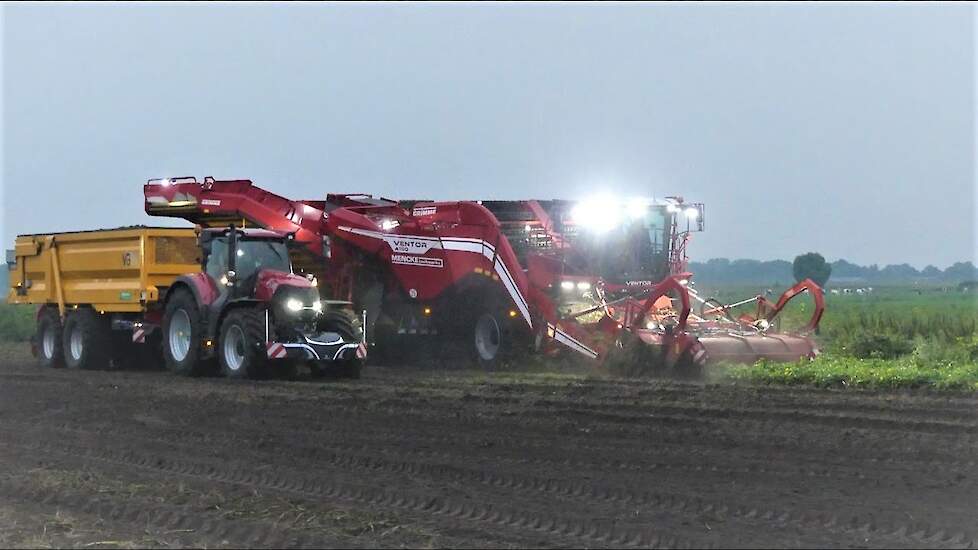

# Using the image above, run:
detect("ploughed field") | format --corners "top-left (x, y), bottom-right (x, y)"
top-left (1, 345), bottom-right (976, 549)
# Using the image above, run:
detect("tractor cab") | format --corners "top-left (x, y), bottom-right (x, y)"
top-left (199, 226), bottom-right (323, 326)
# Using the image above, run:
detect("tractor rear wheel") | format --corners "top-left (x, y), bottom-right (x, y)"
top-left (162, 289), bottom-right (208, 376)
top-left (62, 309), bottom-right (111, 370)
top-left (218, 308), bottom-right (268, 380)
top-left (36, 307), bottom-right (65, 368)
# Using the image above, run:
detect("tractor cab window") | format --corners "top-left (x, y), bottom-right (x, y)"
top-left (203, 237), bottom-right (292, 288)
top-left (233, 239), bottom-right (292, 284)
top-left (205, 238), bottom-right (229, 283)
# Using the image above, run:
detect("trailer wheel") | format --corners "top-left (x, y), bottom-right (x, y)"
top-left (315, 309), bottom-right (363, 379)
top-left (62, 309), bottom-right (111, 370)
top-left (162, 289), bottom-right (207, 376)
top-left (36, 308), bottom-right (65, 368)
top-left (218, 308), bottom-right (268, 380)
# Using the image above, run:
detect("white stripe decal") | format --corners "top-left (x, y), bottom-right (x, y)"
top-left (336, 225), bottom-right (531, 330)
top-left (552, 327), bottom-right (599, 359)
top-left (332, 343), bottom-right (361, 361)
top-left (337, 226), bottom-right (442, 243)
top-left (494, 259), bottom-right (532, 328)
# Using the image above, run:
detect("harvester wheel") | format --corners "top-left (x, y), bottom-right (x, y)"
top-left (62, 309), bottom-right (111, 370)
top-left (218, 308), bottom-right (269, 380)
top-left (468, 299), bottom-right (523, 368)
top-left (36, 307), bottom-right (65, 368)
top-left (316, 309), bottom-right (364, 379)
top-left (162, 289), bottom-right (208, 376)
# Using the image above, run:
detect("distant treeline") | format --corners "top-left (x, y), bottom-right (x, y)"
top-left (690, 258), bottom-right (978, 287)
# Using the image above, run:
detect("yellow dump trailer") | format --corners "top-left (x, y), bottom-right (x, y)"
top-left (9, 223), bottom-right (364, 378)
top-left (8, 227), bottom-right (199, 315)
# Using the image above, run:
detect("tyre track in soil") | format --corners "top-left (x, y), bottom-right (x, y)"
top-left (0, 449), bottom-right (518, 550)
top-left (10, 416), bottom-right (976, 490)
top-left (9, 367), bottom-right (978, 423)
top-left (2, 421), bottom-right (974, 549)
top-left (7, 380), bottom-right (978, 489)
top-left (13, 372), bottom-right (975, 459)
top-left (0, 437), bottom-right (709, 549)
top-left (1, 361), bottom-right (977, 548)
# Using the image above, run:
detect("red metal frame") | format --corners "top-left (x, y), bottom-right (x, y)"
top-left (144, 177), bottom-right (823, 367)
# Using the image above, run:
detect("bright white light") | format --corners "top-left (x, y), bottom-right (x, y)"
top-left (311, 300), bottom-right (323, 313)
top-left (286, 298), bottom-right (303, 312)
top-left (679, 279), bottom-right (689, 286)
top-left (626, 199), bottom-right (647, 220)
top-left (571, 194), bottom-right (620, 233)
top-left (524, 224), bottom-right (531, 233)
top-left (380, 218), bottom-right (399, 231)
top-left (684, 207), bottom-right (699, 220)
top-left (160, 178), bottom-right (171, 187)
top-left (666, 204), bottom-right (680, 213)
top-left (560, 280), bottom-right (575, 291)
top-left (577, 281), bottom-right (591, 291)
top-left (645, 321), bottom-right (658, 330)
top-left (236, 249), bottom-right (244, 257)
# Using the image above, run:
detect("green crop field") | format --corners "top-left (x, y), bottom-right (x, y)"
top-left (703, 285), bottom-right (978, 390)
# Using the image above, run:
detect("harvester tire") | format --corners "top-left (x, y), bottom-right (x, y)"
top-left (162, 289), bottom-right (208, 376)
top-left (218, 308), bottom-right (269, 380)
top-left (62, 309), bottom-right (111, 370)
top-left (36, 307), bottom-right (65, 368)
top-left (468, 298), bottom-right (524, 369)
top-left (315, 309), bottom-right (363, 379)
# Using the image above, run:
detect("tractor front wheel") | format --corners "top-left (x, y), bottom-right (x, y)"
top-left (218, 308), bottom-right (268, 380)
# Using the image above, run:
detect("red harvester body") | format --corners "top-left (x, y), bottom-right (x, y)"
top-left (145, 177), bottom-right (823, 371)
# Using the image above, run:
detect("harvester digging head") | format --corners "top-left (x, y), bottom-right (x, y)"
top-left (484, 195), bottom-right (824, 374)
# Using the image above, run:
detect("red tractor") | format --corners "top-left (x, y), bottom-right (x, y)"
top-left (162, 225), bottom-right (366, 379)
top-left (145, 178), bottom-right (823, 372)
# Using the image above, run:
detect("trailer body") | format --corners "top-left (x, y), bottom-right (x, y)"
top-left (8, 227), bottom-right (198, 315)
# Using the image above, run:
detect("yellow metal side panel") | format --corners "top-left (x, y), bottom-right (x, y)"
top-left (7, 228), bottom-right (199, 311)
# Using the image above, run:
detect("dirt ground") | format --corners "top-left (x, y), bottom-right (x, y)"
top-left (0, 343), bottom-right (976, 549)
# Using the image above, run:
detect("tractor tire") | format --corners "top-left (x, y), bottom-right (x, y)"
top-left (467, 297), bottom-right (525, 369)
top-left (315, 309), bottom-right (363, 379)
top-left (36, 307), bottom-right (65, 368)
top-left (162, 289), bottom-right (208, 376)
top-left (62, 309), bottom-right (111, 370)
top-left (217, 308), bottom-right (269, 380)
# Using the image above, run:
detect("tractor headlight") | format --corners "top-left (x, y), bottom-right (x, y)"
top-left (286, 298), bottom-right (304, 312)
top-left (312, 300), bottom-right (323, 314)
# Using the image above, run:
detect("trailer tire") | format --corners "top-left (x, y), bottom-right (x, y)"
top-left (163, 289), bottom-right (207, 376)
top-left (218, 308), bottom-right (268, 380)
top-left (316, 309), bottom-right (363, 379)
top-left (62, 309), bottom-right (111, 370)
top-left (36, 308), bottom-right (65, 368)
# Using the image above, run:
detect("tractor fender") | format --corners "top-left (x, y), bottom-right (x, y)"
top-left (164, 273), bottom-right (220, 310)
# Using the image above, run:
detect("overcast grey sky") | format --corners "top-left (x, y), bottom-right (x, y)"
top-left (2, 2), bottom-right (974, 268)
